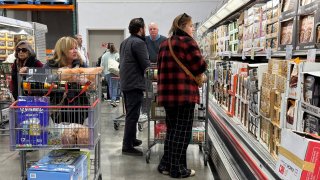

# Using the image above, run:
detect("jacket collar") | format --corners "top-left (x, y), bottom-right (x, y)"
top-left (132, 34), bottom-right (146, 41)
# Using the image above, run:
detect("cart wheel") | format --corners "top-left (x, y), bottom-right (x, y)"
top-left (199, 144), bottom-right (202, 152)
top-left (98, 174), bottom-right (102, 180)
top-left (114, 122), bottom-right (120, 130)
top-left (138, 123), bottom-right (143, 131)
top-left (146, 150), bottom-right (150, 163)
top-left (204, 153), bottom-right (208, 166)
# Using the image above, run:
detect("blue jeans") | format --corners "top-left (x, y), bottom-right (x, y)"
top-left (105, 74), bottom-right (119, 101)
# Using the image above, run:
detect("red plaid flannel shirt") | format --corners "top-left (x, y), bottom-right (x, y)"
top-left (157, 33), bottom-right (207, 107)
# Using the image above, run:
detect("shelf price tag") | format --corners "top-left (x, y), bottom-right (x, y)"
top-left (307, 49), bottom-right (316, 62)
top-left (266, 47), bottom-right (272, 60)
top-left (242, 51), bottom-right (246, 60)
top-left (250, 49), bottom-right (255, 60)
top-left (227, 51), bottom-right (231, 59)
top-left (285, 45), bottom-right (293, 60)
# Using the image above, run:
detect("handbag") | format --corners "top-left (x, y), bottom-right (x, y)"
top-left (168, 38), bottom-right (205, 87)
top-left (108, 58), bottom-right (119, 76)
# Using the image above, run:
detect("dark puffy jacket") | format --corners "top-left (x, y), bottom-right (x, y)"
top-left (119, 35), bottom-right (150, 92)
top-left (11, 56), bottom-right (43, 100)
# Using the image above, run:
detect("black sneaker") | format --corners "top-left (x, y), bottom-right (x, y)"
top-left (158, 164), bottom-right (170, 175)
top-left (133, 139), bottom-right (142, 146)
top-left (122, 147), bottom-right (143, 156)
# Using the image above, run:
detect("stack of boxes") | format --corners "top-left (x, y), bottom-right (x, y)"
top-left (236, 64), bottom-right (249, 128)
top-left (247, 64), bottom-right (268, 139)
top-left (278, 0), bottom-right (298, 51)
top-left (228, 21), bottom-right (239, 53)
top-left (266, 0), bottom-right (280, 51)
top-left (0, 32), bottom-right (14, 61)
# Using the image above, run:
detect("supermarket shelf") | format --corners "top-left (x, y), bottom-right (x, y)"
top-left (216, 49), bottom-right (320, 59)
top-left (207, 98), bottom-right (280, 179)
top-left (0, 4), bottom-right (74, 11)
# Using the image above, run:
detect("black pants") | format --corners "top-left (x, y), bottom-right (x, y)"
top-left (122, 89), bottom-right (143, 148)
top-left (159, 103), bottom-right (195, 177)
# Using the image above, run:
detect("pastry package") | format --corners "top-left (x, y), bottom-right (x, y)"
top-left (280, 20), bottom-right (293, 45)
top-left (304, 113), bottom-right (320, 135)
top-left (282, 0), bottom-right (296, 12)
top-left (299, 15), bottom-right (314, 44)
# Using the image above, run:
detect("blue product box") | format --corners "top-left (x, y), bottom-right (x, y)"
top-left (27, 150), bottom-right (88, 180)
top-left (16, 96), bottom-right (49, 148)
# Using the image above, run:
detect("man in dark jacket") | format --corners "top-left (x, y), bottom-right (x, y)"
top-left (120, 17), bottom-right (150, 156)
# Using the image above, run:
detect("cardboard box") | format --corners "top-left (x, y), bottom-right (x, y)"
top-left (15, 96), bottom-right (49, 148)
top-left (27, 150), bottom-right (89, 180)
top-left (260, 116), bottom-right (272, 150)
top-left (285, 98), bottom-right (300, 130)
top-left (248, 111), bottom-right (260, 139)
top-left (280, 0), bottom-right (298, 20)
top-left (275, 129), bottom-right (320, 180)
top-left (296, 3), bottom-right (320, 50)
top-left (270, 124), bottom-right (281, 159)
top-left (278, 16), bottom-right (297, 51)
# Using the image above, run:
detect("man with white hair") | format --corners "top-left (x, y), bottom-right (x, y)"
top-left (74, 34), bottom-right (89, 66)
top-left (145, 22), bottom-right (166, 63)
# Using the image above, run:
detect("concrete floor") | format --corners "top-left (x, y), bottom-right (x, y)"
top-left (0, 100), bottom-right (215, 180)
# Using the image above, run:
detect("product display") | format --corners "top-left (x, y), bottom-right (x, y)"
top-left (299, 15), bottom-right (314, 44)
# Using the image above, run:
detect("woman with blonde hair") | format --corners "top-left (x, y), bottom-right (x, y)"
top-left (45, 36), bottom-right (89, 125)
top-left (45, 36), bottom-right (87, 68)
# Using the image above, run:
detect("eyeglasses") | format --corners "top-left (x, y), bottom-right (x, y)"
top-left (16, 48), bottom-right (28, 53)
top-left (178, 13), bottom-right (188, 25)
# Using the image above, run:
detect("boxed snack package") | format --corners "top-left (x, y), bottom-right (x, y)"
top-left (276, 129), bottom-right (320, 180)
top-left (155, 122), bottom-right (167, 140)
top-left (278, 17), bottom-right (297, 51)
top-left (280, 0), bottom-right (298, 20)
top-left (16, 96), bottom-right (49, 148)
top-left (0, 32), bottom-right (5, 40)
top-left (27, 150), bottom-right (89, 180)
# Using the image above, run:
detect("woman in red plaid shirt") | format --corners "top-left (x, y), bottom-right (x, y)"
top-left (157, 13), bottom-right (207, 178)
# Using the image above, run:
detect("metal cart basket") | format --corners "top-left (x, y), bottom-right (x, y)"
top-left (144, 66), bottom-right (209, 166)
top-left (9, 68), bottom-right (102, 180)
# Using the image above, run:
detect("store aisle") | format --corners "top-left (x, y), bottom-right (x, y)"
top-left (0, 100), bottom-right (214, 180)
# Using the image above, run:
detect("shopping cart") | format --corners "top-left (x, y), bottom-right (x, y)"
top-left (0, 62), bottom-right (13, 135)
top-left (112, 76), bottom-right (148, 131)
top-left (9, 68), bottom-right (102, 180)
top-left (144, 66), bottom-right (209, 166)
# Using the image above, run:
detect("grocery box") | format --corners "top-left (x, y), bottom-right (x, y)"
top-left (278, 16), bottom-right (297, 51)
top-left (260, 116), bottom-right (272, 150)
top-left (248, 111), bottom-right (260, 139)
top-left (275, 129), bottom-right (320, 180)
top-left (296, 2), bottom-right (320, 50)
top-left (27, 150), bottom-right (88, 180)
top-left (285, 98), bottom-right (299, 130)
top-left (270, 124), bottom-right (281, 159)
top-left (15, 96), bottom-right (49, 148)
top-left (280, 0), bottom-right (298, 20)
top-left (155, 122), bottom-right (166, 140)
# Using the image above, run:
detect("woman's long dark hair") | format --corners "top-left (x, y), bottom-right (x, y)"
top-left (109, 43), bottom-right (117, 54)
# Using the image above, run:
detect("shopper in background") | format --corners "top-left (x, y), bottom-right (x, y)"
top-left (145, 22), bottom-right (167, 63)
top-left (100, 43), bottom-right (120, 107)
top-left (45, 36), bottom-right (89, 124)
top-left (97, 45), bottom-right (110, 101)
top-left (74, 34), bottom-right (89, 67)
top-left (120, 17), bottom-right (150, 156)
top-left (10, 41), bottom-right (43, 100)
top-left (157, 13), bottom-right (207, 178)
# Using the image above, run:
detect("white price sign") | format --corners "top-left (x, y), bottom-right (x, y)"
top-left (307, 49), bottom-right (316, 62)
top-left (266, 47), bottom-right (272, 60)
top-left (285, 45), bottom-right (293, 60)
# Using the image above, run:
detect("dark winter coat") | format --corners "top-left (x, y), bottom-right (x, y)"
top-left (119, 35), bottom-right (150, 92)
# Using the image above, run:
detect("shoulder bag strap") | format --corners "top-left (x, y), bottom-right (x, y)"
top-left (168, 37), bottom-right (197, 82)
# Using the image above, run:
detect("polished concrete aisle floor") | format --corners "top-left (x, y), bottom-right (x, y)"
top-left (0, 101), bottom-right (215, 180)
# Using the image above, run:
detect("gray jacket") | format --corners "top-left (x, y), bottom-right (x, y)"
top-left (119, 35), bottom-right (150, 91)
